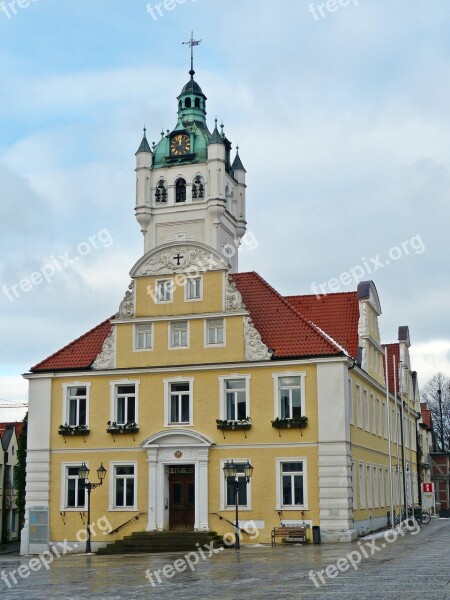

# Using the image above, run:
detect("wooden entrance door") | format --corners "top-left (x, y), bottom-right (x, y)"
top-left (169, 466), bottom-right (195, 530)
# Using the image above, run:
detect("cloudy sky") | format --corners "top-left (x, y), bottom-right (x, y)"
top-left (1, 0), bottom-right (449, 420)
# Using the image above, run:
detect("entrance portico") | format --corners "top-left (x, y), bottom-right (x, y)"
top-left (142, 429), bottom-right (214, 532)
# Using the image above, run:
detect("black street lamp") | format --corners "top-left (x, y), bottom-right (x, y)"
top-left (223, 459), bottom-right (253, 549)
top-left (78, 462), bottom-right (107, 553)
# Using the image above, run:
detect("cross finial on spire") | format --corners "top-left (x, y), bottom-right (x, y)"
top-left (182, 31), bottom-right (202, 79)
top-left (143, 126), bottom-right (147, 138)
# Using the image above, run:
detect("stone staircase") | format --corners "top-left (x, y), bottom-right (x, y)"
top-left (97, 530), bottom-right (226, 555)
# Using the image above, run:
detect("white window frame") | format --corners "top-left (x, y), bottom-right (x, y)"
top-left (185, 276), bottom-right (203, 302)
top-left (351, 459), bottom-right (356, 511)
top-left (219, 458), bottom-right (252, 511)
top-left (134, 323), bottom-right (153, 351)
top-left (373, 465), bottom-right (379, 508)
top-left (61, 462), bottom-right (87, 511)
top-left (163, 377), bottom-right (194, 426)
top-left (155, 278), bottom-right (173, 303)
top-left (359, 462), bottom-right (366, 509)
top-left (364, 389), bottom-right (370, 432)
top-left (366, 464), bottom-right (372, 509)
top-left (371, 393), bottom-right (377, 434)
top-left (349, 379), bottom-right (354, 426)
top-left (218, 375), bottom-right (251, 421)
top-left (383, 401), bottom-right (388, 439)
top-left (379, 466), bottom-right (385, 507)
top-left (377, 397), bottom-right (382, 436)
top-left (109, 461), bottom-right (138, 511)
top-left (205, 318), bottom-right (226, 347)
top-left (109, 380), bottom-right (139, 426)
top-left (385, 467), bottom-right (390, 507)
top-left (356, 385), bottom-right (362, 428)
top-left (272, 372), bottom-right (306, 419)
top-left (276, 458), bottom-right (308, 510)
top-left (61, 382), bottom-right (91, 429)
top-left (169, 320), bottom-right (190, 350)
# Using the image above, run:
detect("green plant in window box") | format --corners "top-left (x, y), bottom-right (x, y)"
top-left (58, 423), bottom-right (90, 436)
top-left (271, 416), bottom-right (308, 433)
top-left (107, 421), bottom-right (139, 434)
top-left (216, 417), bottom-right (251, 438)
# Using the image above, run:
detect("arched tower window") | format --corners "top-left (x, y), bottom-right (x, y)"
top-left (192, 176), bottom-right (204, 200)
top-left (195, 98), bottom-right (201, 109)
top-left (155, 180), bottom-right (167, 203)
top-left (185, 97), bottom-right (192, 109)
top-left (176, 179), bottom-right (187, 203)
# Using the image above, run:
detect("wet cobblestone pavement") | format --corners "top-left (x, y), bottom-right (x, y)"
top-left (1, 520), bottom-right (449, 599)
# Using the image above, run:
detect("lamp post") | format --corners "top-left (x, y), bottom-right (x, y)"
top-left (223, 459), bottom-right (253, 549)
top-left (78, 462), bottom-right (107, 553)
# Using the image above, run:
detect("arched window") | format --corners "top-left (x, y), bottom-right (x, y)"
top-left (155, 180), bottom-right (167, 203)
top-left (195, 98), bottom-right (201, 109)
top-left (176, 179), bottom-right (187, 203)
top-left (192, 176), bottom-right (204, 200)
top-left (185, 98), bottom-right (192, 109)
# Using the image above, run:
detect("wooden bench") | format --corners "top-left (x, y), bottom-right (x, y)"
top-left (271, 526), bottom-right (308, 546)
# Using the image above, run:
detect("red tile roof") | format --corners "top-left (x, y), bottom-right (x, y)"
top-left (31, 318), bottom-right (113, 373)
top-left (231, 272), bottom-right (344, 359)
top-left (383, 343), bottom-right (400, 395)
top-left (285, 292), bottom-right (359, 358)
top-left (0, 421), bottom-right (23, 438)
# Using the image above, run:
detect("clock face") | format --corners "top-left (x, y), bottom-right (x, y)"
top-left (170, 133), bottom-right (191, 156)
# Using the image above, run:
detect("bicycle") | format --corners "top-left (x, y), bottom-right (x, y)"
top-left (394, 505), bottom-right (431, 526)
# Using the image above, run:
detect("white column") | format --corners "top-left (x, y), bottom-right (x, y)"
top-left (197, 449), bottom-right (210, 531)
top-left (147, 449), bottom-right (158, 531)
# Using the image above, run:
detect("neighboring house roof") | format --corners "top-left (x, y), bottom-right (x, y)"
top-left (420, 404), bottom-right (433, 430)
top-left (0, 424), bottom-right (14, 451)
top-left (31, 318), bottom-right (113, 373)
top-left (231, 272), bottom-right (345, 359)
top-left (285, 292), bottom-right (359, 358)
top-left (0, 422), bottom-right (23, 439)
top-left (383, 343), bottom-right (400, 395)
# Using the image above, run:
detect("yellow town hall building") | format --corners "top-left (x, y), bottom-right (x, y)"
top-left (21, 54), bottom-right (421, 553)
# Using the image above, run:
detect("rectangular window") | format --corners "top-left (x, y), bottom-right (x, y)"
top-left (349, 379), bottom-right (354, 425)
top-left (383, 402), bottom-right (388, 439)
top-left (225, 379), bottom-right (248, 421)
top-left (366, 465), bottom-right (372, 509)
top-left (371, 394), bottom-right (377, 434)
top-left (206, 318), bottom-right (224, 345)
top-left (135, 324), bottom-right (152, 350)
top-left (379, 467), bottom-right (385, 507)
top-left (356, 385), bottom-right (362, 428)
top-left (377, 398), bottom-right (382, 436)
top-left (225, 463), bottom-right (249, 508)
top-left (373, 466), bottom-right (379, 508)
top-left (113, 465), bottom-right (136, 508)
top-left (156, 279), bottom-right (173, 303)
top-left (364, 390), bottom-right (370, 432)
top-left (66, 386), bottom-right (87, 427)
top-left (65, 466), bottom-right (86, 509)
top-left (351, 460), bottom-right (356, 511)
top-left (359, 463), bottom-right (365, 509)
top-left (281, 462), bottom-right (305, 507)
top-left (115, 385), bottom-right (136, 425)
top-left (170, 382), bottom-right (191, 424)
top-left (186, 277), bottom-right (202, 300)
top-left (11, 509), bottom-right (17, 532)
top-left (279, 376), bottom-right (302, 419)
top-left (385, 468), bottom-right (391, 507)
top-left (170, 321), bottom-right (188, 348)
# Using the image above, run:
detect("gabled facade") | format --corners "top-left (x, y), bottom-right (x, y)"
top-left (21, 59), bottom-right (422, 553)
top-left (0, 423), bottom-right (20, 542)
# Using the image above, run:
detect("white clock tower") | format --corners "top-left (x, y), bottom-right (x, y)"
top-left (134, 37), bottom-right (247, 273)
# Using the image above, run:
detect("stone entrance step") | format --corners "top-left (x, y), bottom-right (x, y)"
top-left (97, 530), bottom-right (225, 555)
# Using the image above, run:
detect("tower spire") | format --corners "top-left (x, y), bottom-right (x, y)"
top-left (182, 31), bottom-right (202, 79)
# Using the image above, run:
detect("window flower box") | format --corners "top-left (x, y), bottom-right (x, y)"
top-left (107, 421), bottom-right (139, 434)
top-left (58, 424), bottom-right (90, 436)
top-left (216, 418), bottom-right (251, 438)
top-left (271, 416), bottom-right (308, 435)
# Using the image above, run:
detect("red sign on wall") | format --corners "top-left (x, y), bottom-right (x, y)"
top-left (422, 482), bottom-right (434, 493)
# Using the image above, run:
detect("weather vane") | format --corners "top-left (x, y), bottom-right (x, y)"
top-left (182, 31), bottom-right (202, 79)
